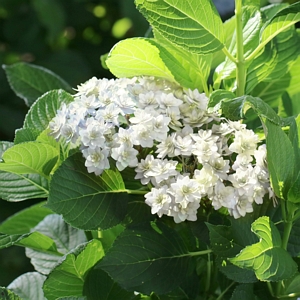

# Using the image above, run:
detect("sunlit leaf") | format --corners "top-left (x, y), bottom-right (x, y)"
top-left (135, 0), bottom-right (224, 54)
top-left (106, 38), bottom-right (174, 81)
top-left (230, 216), bottom-right (297, 281)
top-left (43, 239), bottom-right (104, 300)
top-left (0, 142), bottom-right (59, 177)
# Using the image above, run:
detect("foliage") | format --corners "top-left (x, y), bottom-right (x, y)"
top-left (1, 0), bottom-right (300, 299)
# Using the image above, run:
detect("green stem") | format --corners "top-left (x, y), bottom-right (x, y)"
top-left (188, 249), bottom-right (213, 256)
top-left (235, 0), bottom-right (246, 96)
top-left (222, 47), bottom-right (236, 63)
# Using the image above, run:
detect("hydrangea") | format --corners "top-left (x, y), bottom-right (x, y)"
top-left (49, 76), bottom-right (273, 223)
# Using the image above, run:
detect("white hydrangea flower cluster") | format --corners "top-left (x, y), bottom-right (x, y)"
top-left (49, 76), bottom-right (273, 223)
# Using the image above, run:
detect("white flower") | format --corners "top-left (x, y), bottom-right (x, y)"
top-left (146, 158), bottom-right (178, 184)
top-left (134, 155), bottom-right (155, 185)
top-left (229, 194), bottom-right (254, 219)
top-left (169, 176), bottom-right (201, 208)
top-left (193, 165), bottom-right (219, 195)
top-left (111, 145), bottom-right (138, 171)
top-left (145, 186), bottom-right (172, 217)
top-left (82, 147), bottom-right (110, 175)
top-left (211, 181), bottom-right (236, 210)
top-left (79, 118), bottom-right (106, 149)
top-left (229, 129), bottom-right (259, 156)
top-left (151, 115), bottom-right (170, 142)
top-left (49, 103), bottom-right (68, 140)
top-left (156, 133), bottom-right (176, 158)
top-left (132, 124), bottom-right (154, 148)
top-left (169, 200), bottom-right (200, 223)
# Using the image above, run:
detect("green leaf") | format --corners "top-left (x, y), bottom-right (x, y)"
top-left (287, 49), bottom-right (300, 97)
top-left (135, 0), bottom-right (224, 54)
top-left (0, 202), bottom-right (52, 235)
top-left (260, 2), bottom-right (300, 46)
top-left (0, 172), bottom-right (49, 201)
top-left (283, 273), bottom-right (300, 295)
top-left (0, 142), bottom-right (58, 177)
top-left (23, 90), bottom-right (74, 133)
top-left (43, 239), bottom-right (104, 300)
top-left (106, 38), bottom-right (174, 81)
top-left (250, 73), bottom-right (291, 109)
top-left (0, 287), bottom-right (22, 300)
top-left (7, 272), bottom-right (46, 300)
top-left (265, 120), bottom-right (295, 199)
top-left (229, 216), bottom-right (297, 281)
top-left (0, 142), bottom-right (49, 201)
top-left (47, 153), bottom-right (128, 230)
top-left (14, 128), bottom-right (40, 144)
top-left (207, 219), bottom-right (257, 283)
top-left (98, 221), bottom-right (197, 295)
top-left (221, 95), bottom-right (281, 124)
top-left (3, 62), bottom-right (72, 107)
top-left (208, 89), bottom-right (235, 109)
top-left (152, 30), bottom-right (212, 91)
top-left (230, 284), bottom-right (255, 300)
top-left (83, 269), bottom-right (134, 300)
top-left (246, 28), bottom-right (299, 93)
top-left (25, 214), bottom-right (86, 275)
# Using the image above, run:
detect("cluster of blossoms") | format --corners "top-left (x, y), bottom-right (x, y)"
top-left (49, 76), bottom-right (273, 223)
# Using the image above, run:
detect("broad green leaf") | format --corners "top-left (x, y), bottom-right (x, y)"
top-left (152, 30), bottom-right (212, 91)
top-left (47, 153), bottom-right (128, 230)
top-left (208, 89), bottom-right (235, 109)
top-left (0, 287), bottom-right (22, 300)
top-left (265, 120), bottom-right (295, 199)
top-left (221, 95), bottom-right (281, 124)
top-left (83, 269), bottom-right (134, 300)
top-left (0, 231), bottom-right (60, 257)
top-left (250, 74), bottom-right (291, 109)
top-left (14, 128), bottom-right (40, 144)
top-left (98, 224), bottom-right (125, 252)
top-left (0, 142), bottom-right (49, 201)
top-left (98, 221), bottom-right (197, 295)
top-left (283, 273), bottom-right (300, 295)
top-left (207, 220), bottom-right (257, 283)
top-left (0, 202), bottom-right (52, 235)
top-left (23, 90), bottom-right (74, 133)
top-left (287, 51), bottom-right (300, 96)
top-left (0, 142), bottom-right (58, 177)
top-left (245, 28), bottom-right (299, 93)
top-left (7, 272), bottom-right (46, 300)
top-left (43, 239), bottom-right (104, 300)
top-left (3, 62), bottom-right (72, 107)
top-left (135, 0), bottom-right (224, 54)
top-left (230, 216), bottom-right (297, 281)
top-left (106, 38), bottom-right (174, 81)
top-left (25, 214), bottom-right (86, 274)
top-left (230, 284), bottom-right (255, 300)
top-left (260, 2), bottom-right (300, 46)
top-left (211, 15), bottom-right (236, 69)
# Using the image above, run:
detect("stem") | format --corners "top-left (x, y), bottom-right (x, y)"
top-left (188, 249), bottom-right (213, 256)
top-left (235, 0), bottom-right (246, 96)
top-left (267, 282), bottom-right (275, 297)
top-left (222, 47), bottom-right (236, 63)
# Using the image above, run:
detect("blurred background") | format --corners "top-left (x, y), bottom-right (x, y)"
top-left (0, 0), bottom-right (287, 288)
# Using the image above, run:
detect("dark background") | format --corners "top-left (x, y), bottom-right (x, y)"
top-left (0, 0), bottom-right (241, 287)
